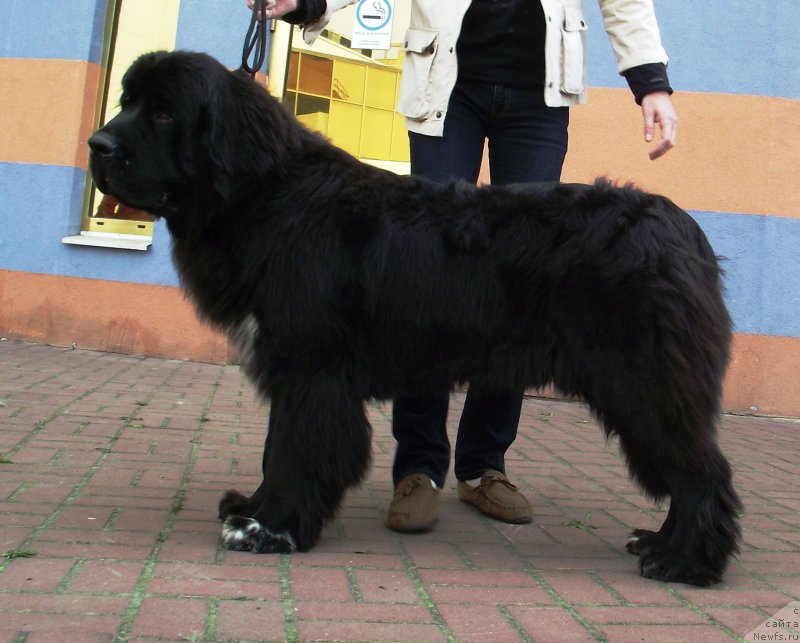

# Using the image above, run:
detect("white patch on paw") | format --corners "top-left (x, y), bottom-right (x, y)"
top-left (221, 515), bottom-right (297, 553)
top-left (222, 516), bottom-right (262, 543)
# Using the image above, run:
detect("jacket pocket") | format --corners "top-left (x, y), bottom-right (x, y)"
top-left (397, 27), bottom-right (439, 120)
top-left (561, 7), bottom-right (588, 95)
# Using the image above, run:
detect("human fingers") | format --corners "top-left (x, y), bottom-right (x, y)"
top-left (642, 92), bottom-right (678, 160)
top-left (246, 0), bottom-right (278, 20)
top-left (648, 115), bottom-right (676, 160)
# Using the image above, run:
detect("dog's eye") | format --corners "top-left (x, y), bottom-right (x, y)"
top-left (120, 94), bottom-right (132, 108)
top-left (152, 110), bottom-right (173, 123)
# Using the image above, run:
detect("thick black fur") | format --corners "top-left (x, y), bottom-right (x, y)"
top-left (88, 51), bottom-right (741, 585)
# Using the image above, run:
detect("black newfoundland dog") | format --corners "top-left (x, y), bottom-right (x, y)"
top-left (88, 51), bottom-right (741, 586)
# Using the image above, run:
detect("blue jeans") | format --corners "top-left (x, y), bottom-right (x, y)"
top-left (392, 80), bottom-right (569, 487)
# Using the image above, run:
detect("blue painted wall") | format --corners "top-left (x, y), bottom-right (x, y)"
top-left (694, 211), bottom-right (800, 337)
top-left (0, 0), bottom-right (108, 62)
top-left (175, 0), bottom-right (266, 70)
top-left (0, 164), bottom-right (180, 287)
top-left (583, 1), bottom-right (800, 100)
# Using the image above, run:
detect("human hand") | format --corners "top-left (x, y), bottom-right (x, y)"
top-left (641, 91), bottom-right (677, 161)
top-left (246, 0), bottom-right (297, 20)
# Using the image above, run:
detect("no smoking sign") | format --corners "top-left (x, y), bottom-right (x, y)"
top-left (351, 0), bottom-right (394, 50)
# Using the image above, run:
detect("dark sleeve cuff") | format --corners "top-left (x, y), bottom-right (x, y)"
top-left (621, 63), bottom-right (673, 105)
top-left (282, 0), bottom-right (327, 24)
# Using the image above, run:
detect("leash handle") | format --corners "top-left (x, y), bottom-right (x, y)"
top-left (241, 0), bottom-right (268, 78)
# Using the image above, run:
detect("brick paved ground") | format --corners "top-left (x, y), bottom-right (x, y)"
top-left (0, 339), bottom-right (798, 642)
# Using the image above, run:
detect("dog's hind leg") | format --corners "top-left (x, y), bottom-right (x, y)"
top-left (638, 449), bottom-right (741, 586)
top-left (218, 375), bottom-right (372, 553)
top-left (582, 377), bottom-right (741, 586)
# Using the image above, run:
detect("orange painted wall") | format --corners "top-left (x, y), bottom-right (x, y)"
top-left (2, 269), bottom-right (798, 417)
top-left (0, 58), bottom-right (101, 169)
top-left (724, 334), bottom-right (800, 417)
top-left (481, 88), bottom-right (800, 220)
top-left (561, 89), bottom-right (800, 219)
top-left (0, 270), bottom-right (234, 364)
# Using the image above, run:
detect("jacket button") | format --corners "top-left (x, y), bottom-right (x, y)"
top-left (427, 45), bottom-right (435, 54)
top-left (436, 111), bottom-right (442, 118)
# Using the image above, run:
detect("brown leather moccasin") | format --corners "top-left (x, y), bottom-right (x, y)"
top-left (457, 470), bottom-right (533, 524)
top-left (386, 473), bottom-right (440, 532)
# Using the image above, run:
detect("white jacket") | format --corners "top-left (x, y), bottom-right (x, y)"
top-left (304, 0), bottom-right (669, 136)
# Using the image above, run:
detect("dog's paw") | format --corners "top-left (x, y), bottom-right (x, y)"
top-left (626, 528), bottom-right (660, 555)
top-left (638, 549), bottom-right (721, 586)
top-left (220, 515), bottom-right (296, 553)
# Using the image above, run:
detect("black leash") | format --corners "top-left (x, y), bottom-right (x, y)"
top-left (241, 0), bottom-right (269, 78)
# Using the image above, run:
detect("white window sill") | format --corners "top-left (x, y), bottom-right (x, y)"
top-left (61, 231), bottom-right (152, 251)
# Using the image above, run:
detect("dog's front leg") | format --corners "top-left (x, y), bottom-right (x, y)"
top-left (218, 408), bottom-right (296, 553)
top-left (218, 378), bottom-right (372, 553)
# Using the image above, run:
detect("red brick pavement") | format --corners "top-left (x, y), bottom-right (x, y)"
top-left (0, 339), bottom-right (798, 642)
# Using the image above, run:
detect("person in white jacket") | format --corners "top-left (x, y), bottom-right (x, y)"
top-left (248, 0), bottom-right (678, 532)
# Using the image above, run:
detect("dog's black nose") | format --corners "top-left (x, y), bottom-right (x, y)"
top-left (88, 131), bottom-right (118, 157)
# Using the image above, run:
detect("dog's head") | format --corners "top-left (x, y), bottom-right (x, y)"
top-left (88, 50), bottom-right (295, 222)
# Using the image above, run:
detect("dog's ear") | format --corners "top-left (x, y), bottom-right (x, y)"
top-left (193, 61), bottom-right (304, 210)
top-left (198, 79), bottom-right (241, 203)
top-left (197, 71), bottom-right (291, 204)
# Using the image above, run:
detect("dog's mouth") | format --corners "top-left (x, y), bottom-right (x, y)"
top-left (126, 190), bottom-right (171, 217)
top-left (92, 172), bottom-right (171, 217)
